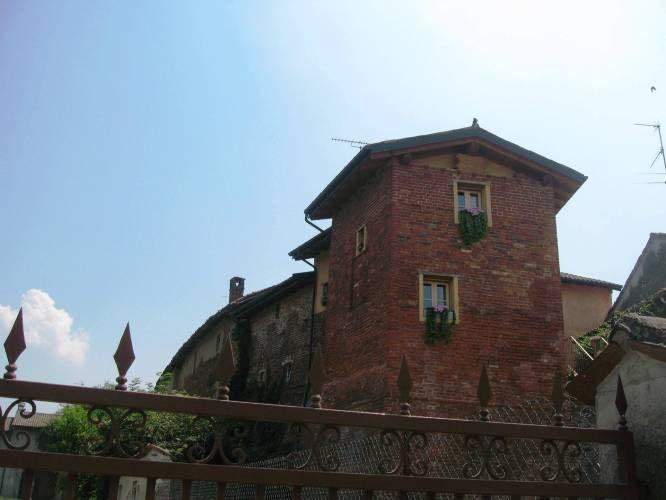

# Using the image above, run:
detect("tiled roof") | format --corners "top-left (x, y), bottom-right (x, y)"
top-left (11, 411), bottom-right (59, 429)
top-left (612, 313), bottom-right (666, 347)
top-left (288, 228), bottom-right (331, 260)
top-left (305, 124), bottom-right (587, 219)
top-left (560, 272), bottom-right (622, 291)
top-left (164, 272), bottom-right (315, 373)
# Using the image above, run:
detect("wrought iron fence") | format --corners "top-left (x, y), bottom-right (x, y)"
top-left (0, 309), bottom-right (640, 499)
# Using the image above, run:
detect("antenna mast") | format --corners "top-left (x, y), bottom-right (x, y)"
top-left (331, 137), bottom-right (369, 150)
top-left (635, 123), bottom-right (666, 178)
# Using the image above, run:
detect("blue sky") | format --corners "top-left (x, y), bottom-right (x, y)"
top-left (0, 1), bottom-right (664, 394)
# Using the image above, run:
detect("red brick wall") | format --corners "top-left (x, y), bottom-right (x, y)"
top-left (323, 153), bottom-right (565, 416)
top-left (323, 166), bottom-right (394, 411)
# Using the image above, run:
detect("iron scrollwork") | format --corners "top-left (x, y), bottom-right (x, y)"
top-left (287, 423), bottom-right (341, 472)
top-left (0, 399), bottom-right (37, 450)
top-left (86, 406), bottom-right (148, 457)
top-left (378, 429), bottom-right (428, 476)
top-left (539, 439), bottom-right (583, 483)
top-left (186, 416), bottom-right (249, 465)
top-left (462, 435), bottom-right (508, 480)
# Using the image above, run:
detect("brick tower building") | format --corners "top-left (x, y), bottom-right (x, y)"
top-left (298, 123), bottom-right (586, 416)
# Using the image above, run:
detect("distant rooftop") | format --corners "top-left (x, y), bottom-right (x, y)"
top-left (560, 272), bottom-right (622, 291)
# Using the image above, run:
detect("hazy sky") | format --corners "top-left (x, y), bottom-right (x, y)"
top-left (0, 1), bottom-right (664, 394)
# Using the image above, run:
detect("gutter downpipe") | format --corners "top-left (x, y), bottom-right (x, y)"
top-left (303, 270), bottom-right (318, 407)
top-left (301, 259), bottom-right (315, 270)
top-left (302, 213), bottom-right (322, 406)
top-left (305, 214), bottom-right (324, 233)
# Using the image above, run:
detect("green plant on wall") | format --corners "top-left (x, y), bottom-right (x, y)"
top-left (458, 208), bottom-right (488, 246)
top-left (424, 305), bottom-right (455, 345)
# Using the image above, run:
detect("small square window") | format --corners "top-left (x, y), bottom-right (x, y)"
top-left (453, 181), bottom-right (492, 227)
top-left (355, 225), bottom-right (367, 255)
top-left (422, 281), bottom-right (450, 318)
top-left (418, 274), bottom-right (459, 323)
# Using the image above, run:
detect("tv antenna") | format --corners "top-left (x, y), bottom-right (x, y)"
top-left (331, 137), bottom-right (369, 150)
top-left (635, 122), bottom-right (665, 184)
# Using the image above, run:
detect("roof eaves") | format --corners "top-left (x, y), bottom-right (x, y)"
top-left (370, 126), bottom-right (586, 183)
top-left (304, 146), bottom-right (371, 217)
top-left (163, 285), bottom-right (278, 373)
top-left (560, 272), bottom-right (623, 291)
top-left (288, 228), bottom-right (332, 260)
top-left (304, 126), bottom-right (586, 218)
top-left (231, 272), bottom-right (315, 319)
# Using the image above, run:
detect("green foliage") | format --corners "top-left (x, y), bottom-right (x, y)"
top-left (239, 377), bottom-right (292, 459)
top-left (38, 405), bottom-right (102, 498)
top-left (458, 209), bottom-right (488, 246)
top-left (424, 308), bottom-right (455, 345)
top-left (229, 320), bottom-right (252, 398)
top-left (38, 379), bottom-right (203, 499)
top-left (576, 291), bottom-right (663, 351)
top-left (154, 370), bottom-right (175, 394)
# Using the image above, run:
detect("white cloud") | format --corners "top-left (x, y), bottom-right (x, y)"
top-left (0, 290), bottom-right (89, 366)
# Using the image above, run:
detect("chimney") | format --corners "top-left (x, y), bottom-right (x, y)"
top-left (229, 277), bottom-right (245, 303)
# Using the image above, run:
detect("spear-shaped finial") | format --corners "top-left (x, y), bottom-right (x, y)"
top-left (308, 350), bottom-right (326, 408)
top-left (615, 375), bottom-right (628, 431)
top-left (477, 365), bottom-right (492, 422)
top-left (4, 308), bottom-right (26, 380)
top-left (113, 323), bottom-right (135, 391)
top-left (397, 355), bottom-right (413, 416)
top-left (215, 334), bottom-right (236, 400)
top-left (551, 367), bottom-right (565, 427)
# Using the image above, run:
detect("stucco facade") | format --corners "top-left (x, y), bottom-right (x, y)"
top-left (561, 282), bottom-right (613, 338)
top-left (596, 350), bottom-right (666, 498)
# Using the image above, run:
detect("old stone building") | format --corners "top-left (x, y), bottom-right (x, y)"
top-left (166, 122), bottom-right (619, 416)
top-left (614, 232), bottom-right (666, 312)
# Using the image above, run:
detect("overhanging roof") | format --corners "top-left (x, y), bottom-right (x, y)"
top-left (164, 272), bottom-right (315, 373)
top-left (560, 272), bottom-right (622, 291)
top-left (289, 228), bottom-right (332, 260)
top-left (305, 124), bottom-right (587, 219)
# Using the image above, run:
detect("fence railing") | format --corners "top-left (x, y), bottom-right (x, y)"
top-left (566, 336), bottom-right (594, 376)
top-left (0, 309), bottom-right (640, 499)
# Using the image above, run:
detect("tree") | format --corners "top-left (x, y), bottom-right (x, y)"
top-left (38, 375), bottom-right (203, 499)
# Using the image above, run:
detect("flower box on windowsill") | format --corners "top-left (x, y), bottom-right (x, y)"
top-left (426, 307), bottom-right (456, 323)
top-left (458, 207), bottom-right (488, 246)
top-left (424, 306), bottom-right (456, 345)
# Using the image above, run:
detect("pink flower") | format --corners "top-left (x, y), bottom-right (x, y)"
top-left (465, 207), bottom-right (482, 216)
top-left (434, 303), bottom-right (448, 313)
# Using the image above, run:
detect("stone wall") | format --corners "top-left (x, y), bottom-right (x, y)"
top-left (177, 316), bottom-right (235, 394)
top-left (615, 233), bottom-right (666, 311)
top-left (247, 284), bottom-right (316, 406)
